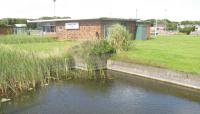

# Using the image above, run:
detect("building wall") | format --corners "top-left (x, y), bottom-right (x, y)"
top-left (55, 20), bottom-right (136, 40)
top-left (128, 21), bottom-right (136, 39)
top-left (0, 27), bottom-right (11, 35)
top-left (56, 20), bottom-right (102, 40)
top-left (101, 20), bottom-right (136, 39)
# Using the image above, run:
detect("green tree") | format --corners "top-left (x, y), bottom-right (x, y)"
top-left (167, 22), bottom-right (177, 30)
top-left (179, 27), bottom-right (195, 35)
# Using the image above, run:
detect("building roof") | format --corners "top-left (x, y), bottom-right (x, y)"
top-left (15, 24), bottom-right (27, 27)
top-left (27, 18), bottom-right (137, 23)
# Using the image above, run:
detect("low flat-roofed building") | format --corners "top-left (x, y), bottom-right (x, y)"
top-left (27, 18), bottom-right (137, 40)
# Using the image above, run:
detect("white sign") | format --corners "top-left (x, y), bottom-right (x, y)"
top-left (65, 22), bottom-right (79, 29)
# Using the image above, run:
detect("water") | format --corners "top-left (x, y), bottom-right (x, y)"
top-left (1, 70), bottom-right (200, 114)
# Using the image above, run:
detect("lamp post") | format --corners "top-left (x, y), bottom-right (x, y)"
top-left (136, 9), bottom-right (138, 19)
top-left (53, 0), bottom-right (56, 17)
top-left (164, 9), bottom-right (167, 34)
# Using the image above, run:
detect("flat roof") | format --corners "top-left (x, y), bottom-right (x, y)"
top-left (15, 24), bottom-right (27, 27)
top-left (27, 18), bottom-right (137, 23)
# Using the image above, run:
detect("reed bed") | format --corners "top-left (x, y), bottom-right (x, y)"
top-left (0, 45), bottom-right (73, 95)
top-left (0, 35), bottom-right (114, 96)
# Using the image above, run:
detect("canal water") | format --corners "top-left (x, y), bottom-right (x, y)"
top-left (1, 70), bottom-right (200, 114)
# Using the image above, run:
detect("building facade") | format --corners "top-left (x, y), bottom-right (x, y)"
top-left (27, 18), bottom-right (137, 40)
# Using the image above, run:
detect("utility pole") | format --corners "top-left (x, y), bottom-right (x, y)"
top-left (164, 9), bottom-right (167, 34)
top-left (155, 19), bottom-right (158, 37)
top-left (136, 9), bottom-right (138, 19)
top-left (53, 0), bottom-right (56, 17)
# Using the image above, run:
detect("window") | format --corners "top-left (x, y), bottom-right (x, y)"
top-left (42, 25), bottom-right (56, 32)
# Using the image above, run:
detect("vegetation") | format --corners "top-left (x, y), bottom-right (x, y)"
top-left (179, 27), bottom-right (195, 35)
top-left (111, 35), bottom-right (200, 75)
top-left (69, 40), bottom-right (114, 75)
top-left (0, 34), bottom-right (116, 95)
top-left (107, 24), bottom-right (132, 52)
top-left (0, 35), bottom-right (80, 95)
top-left (0, 35), bottom-right (56, 44)
top-left (145, 19), bottom-right (178, 31)
top-left (0, 46), bottom-right (72, 95)
top-left (167, 22), bottom-right (178, 31)
top-left (0, 18), bottom-right (27, 26)
top-left (181, 21), bottom-right (200, 25)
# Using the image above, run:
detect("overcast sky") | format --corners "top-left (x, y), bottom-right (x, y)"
top-left (0, 0), bottom-right (199, 21)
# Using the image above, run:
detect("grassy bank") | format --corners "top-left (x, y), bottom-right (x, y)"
top-left (0, 35), bottom-right (79, 95)
top-left (0, 35), bottom-right (56, 44)
top-left (111, 35), bottom-right (200, 75)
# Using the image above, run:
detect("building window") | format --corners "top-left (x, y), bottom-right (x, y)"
top-left (120, 22), bottom-right (129, 30)
top-left (42, 25), bottom-right (56, 32)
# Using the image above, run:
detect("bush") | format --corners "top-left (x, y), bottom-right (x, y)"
top-left (69, 40), bottom-right (115, 70)
top-left (107, 24), bottom-right (132, 52)
top-left (179, 27), bottom-right (195, 35)
top-left (70, 40), bottom-right (115, 57)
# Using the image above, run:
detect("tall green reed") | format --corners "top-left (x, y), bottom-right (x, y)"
top-left (0, 45), bottom-right (72, 95)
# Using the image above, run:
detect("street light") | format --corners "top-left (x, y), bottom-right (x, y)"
top-left (164, 9), bottom-right (167, 33)
top-left (136, 9), bottom-right (138, 19)
top-left (53, 0), bottom-right (56, 17)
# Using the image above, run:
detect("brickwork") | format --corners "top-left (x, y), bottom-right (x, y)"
top-left (128, 21), bottom-right (136, 39)
top-left (56, 20), bottom-right (102, 40)
top-left (55, 20), bottom-right (136, 40)
top-left (0, 27), bottom-right (11, 35)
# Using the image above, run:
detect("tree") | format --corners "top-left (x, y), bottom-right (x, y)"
top-left (179, 27), bottom-right (195, 35)
top-left (167, 22), bottom-right (178, 31)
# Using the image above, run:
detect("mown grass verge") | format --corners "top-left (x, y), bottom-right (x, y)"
top-left (0, 35), bottom-right (56, 44)
top-left (111, 35), bottom-right (200, 75)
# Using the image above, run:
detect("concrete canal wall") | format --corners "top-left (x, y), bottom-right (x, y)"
top-left (72, 57), bottom-right (200, 90)
top-left (107, 60), bottom-right (200, 90)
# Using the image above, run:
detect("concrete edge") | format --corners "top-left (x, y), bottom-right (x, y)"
top-left (107, 60), bottom-right (200, 90)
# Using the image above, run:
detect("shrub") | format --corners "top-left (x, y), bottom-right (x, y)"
top-left (70, 40), bottom-right (115, 57)
top-left (179, 27), bottom-right (195, 35)
top-left (107, 24), bottom-right (132, 53)
top-left (69, 40), bottom-right (115, 71)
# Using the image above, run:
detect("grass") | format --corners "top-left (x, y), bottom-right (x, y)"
top-left (111, 35), bottom-right (200, 75)
top-left (0, 35), bottom-right (79, 52)
top-left (0, 35), bottom-right (79, 95)
top-left (0, 35), bottom-right (56, 44)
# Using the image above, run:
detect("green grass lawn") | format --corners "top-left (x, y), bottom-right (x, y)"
top-left (111, 35), bottom-right (200, 75)
top-left (10, 41), bottom-right (78, 52)
top-left (0, 35), bottom-right (79, 53)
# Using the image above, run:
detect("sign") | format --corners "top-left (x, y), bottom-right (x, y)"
top-left (65, 22), bottom-right (79, 29)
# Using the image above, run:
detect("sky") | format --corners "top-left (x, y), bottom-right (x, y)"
top-left (0, 0), bottom-right (200, 21)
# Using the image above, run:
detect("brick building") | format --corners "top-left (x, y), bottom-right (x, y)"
top-left (27, 18), bottom-right (137, 40)
top-left (0, 26), bottom-right (12, 35)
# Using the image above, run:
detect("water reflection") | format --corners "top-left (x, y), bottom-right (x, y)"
top-left (108, 70), bottom-right (200, 103)
top-left (1, 70), bottom-right (200, 114)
